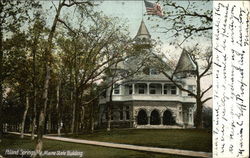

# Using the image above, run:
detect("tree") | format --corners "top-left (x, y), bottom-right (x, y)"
top-left (28, 15), bottom-right (47, 140)
top-left (56, 8), bottom-right (135, 134)
top-left (3, 31), bottom-right (32, 137)
top-left (32, 0), bottom-right (93, 156)
top-left (0, 0), bottom-right (41, 138)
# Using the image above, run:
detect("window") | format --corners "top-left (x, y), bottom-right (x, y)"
top-left (149, 68), bottom-right (158, 75)
top-left (170, 86), bottom-right (177, 95)
top-left (128, 85), bottom-right (133, 95)
top-left (188, 85), bottom-right (195, 96)
top-left (150, 84), bottom-right (156, 94)
top-left (138, 84), bottom-right (146, 94)
top-left (164, 85), bottom-right (168, 94)
top-left (119, 106), bottom-right (123, 120)
top-left (114, 84), bottom-right (120, 94)
top-left (126, 106), bottom-right (130, 120)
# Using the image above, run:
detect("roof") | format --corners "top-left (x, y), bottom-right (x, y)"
top-left (174, 49), bottom-right (196, 74)
top-left (134, 20), bottom-right (151, 40)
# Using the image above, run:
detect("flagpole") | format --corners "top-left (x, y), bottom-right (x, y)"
top-left (141, 0), bottom-right (144, 20)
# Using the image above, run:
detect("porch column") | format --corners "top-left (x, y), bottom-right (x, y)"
top-left (160, 116), bottom-right (163, 125)
top-left (134, 116), bottom-right (137, 128)
top-left (147, 83), bottom-right (150, 95)
top-left (176, 86), bottom-right (179, 95)
top-left (161, 83), bottom-right (164, 95)
top-left (147, 116), bottom-right (150, 125)
top-left (132, 83), bottom-right (135, 94)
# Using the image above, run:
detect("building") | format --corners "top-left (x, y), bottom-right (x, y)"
top-left (98, 20), bottom-right (196, 129)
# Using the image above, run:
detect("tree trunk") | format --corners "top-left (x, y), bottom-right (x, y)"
top-left (90, 102), bottom-right (94, 133)
top-left (0, 1), bottom-right (3, 138)
top-left (72, 47), bottom-right (78, 134)
top-left (34, 3), bottom-right (63, 157)
top-left (21, 95), bottom-right (29, 138)
top-left (194, 75), bottom-right (203, 129)
top-left (107, 103), bottom-right (111, 131)
top-left (70, 90), bottom-right (75, 134)
top-left (107, 86), bottom-right (113, 132)
top-left (56, 80), bottom-right (61, 136)
top-left (195, 98), bottom-right (203, 128)
top-left (74, 89), bottom-right (80, 134)
top-left (34, 110), bottom-right (45, 157)
top-left (31, 19), bottom-right (39, 140)
top-left (34, 64), bottom-right (50, 157)
top-left (47, 99), bottom-right (52, 134)
top-left (31, 88), bottom-right (37, 140)
top-left (80, 105), bottom-right (85, 131)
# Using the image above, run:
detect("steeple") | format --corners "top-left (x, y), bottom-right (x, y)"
top-left (134, 20), bottom-right (151, 40)
top-left (133, 20), bottom-right (152, 50)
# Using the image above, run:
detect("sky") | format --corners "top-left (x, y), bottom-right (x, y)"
top-left (42, 0), bottom-right (213, 107)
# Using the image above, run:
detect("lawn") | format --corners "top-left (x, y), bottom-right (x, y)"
top-left (68, 129), bottom-right (212, 152)
top-left (0, 134), bottom-right (193, 158)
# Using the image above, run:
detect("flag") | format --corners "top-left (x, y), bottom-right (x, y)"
top-left (144, 0), bottom-right (163, 17)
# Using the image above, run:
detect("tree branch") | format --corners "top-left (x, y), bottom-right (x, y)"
top-left (62, 0), bottom-right (93, 7)
top-left (200, 85), bottom-right (212, 99)
top-left (202, 97), bottom-right (212, 104)
top-left (58, 18), bottom-right (76, 35)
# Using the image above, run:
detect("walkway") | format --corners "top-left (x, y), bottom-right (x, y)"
top-left (8, 132), bottom-right (212, 158)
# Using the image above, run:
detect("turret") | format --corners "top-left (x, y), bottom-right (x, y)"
top-left (133, 20), bottom-right (152, 49)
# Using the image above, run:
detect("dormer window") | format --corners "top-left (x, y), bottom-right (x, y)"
top-left (149, 68), bottom-right (158, 75)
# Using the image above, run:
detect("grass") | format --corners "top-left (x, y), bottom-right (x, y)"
top-left (67, 129), bottom-right (212, 152)
top-left (0, 134), bottom-right (193, 158)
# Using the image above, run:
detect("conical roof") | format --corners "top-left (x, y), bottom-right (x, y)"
top-left (174, 49), bottom-right (196, 74)
top-left (134, 20), bottom-right (151, 40)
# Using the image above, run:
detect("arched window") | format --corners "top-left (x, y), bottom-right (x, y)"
top-left (150, 110), bottom-right (160, 125)
top-left (137, 109), bottom-right (148, 125)
top-left (163, 110), bottom-right (175, 125)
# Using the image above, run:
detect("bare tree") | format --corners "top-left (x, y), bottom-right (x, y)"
top-left (157, 0), bottom-right (212, 45)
